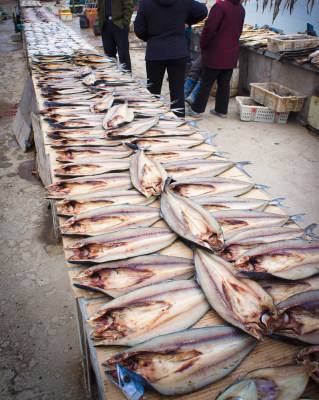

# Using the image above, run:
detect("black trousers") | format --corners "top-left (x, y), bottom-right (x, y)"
top-left (101, 20), bottom-right (131, 73)
top-left (192, 67), bottom-right (233, 115)
top-left (146, 58), bottom-right (187, 118)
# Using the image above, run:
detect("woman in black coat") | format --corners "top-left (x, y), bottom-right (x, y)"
top-left (134, 0), bottom-right (207, 117)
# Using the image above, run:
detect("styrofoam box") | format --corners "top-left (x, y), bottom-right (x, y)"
top-left (267, 34), bottom-right (319, 53)
top-left (236, 97), bottom-right (289, 123)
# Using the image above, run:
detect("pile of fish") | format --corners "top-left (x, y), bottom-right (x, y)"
top-left (27, 21), bottom-right (319, 399)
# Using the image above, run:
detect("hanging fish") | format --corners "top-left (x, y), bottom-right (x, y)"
top-left (103, 326), bottom-right (257, 397)
top-left (59, 204), bottom-right (161, 236)
top-left (194, 249), bottom-right (277, 340)
top-left (130, 149), bottom-right (168, 198)
top-left (160, 187), bottom-right (224, 251)
top-left (271, 290), bottom-right (319, 344)
top-left (233, 239), bottom-right (319, 280)
top-left (55, 189), bottom-right (156, 217)
top-left (87, 280), bottom-right (210, 346)
top-left (66, 226), bottom-right (177, 264)
top-left (73, 254), bottom-right (194, 297)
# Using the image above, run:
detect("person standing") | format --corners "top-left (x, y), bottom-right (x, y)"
top-left (134, 0), bottom-right (207, 118)
top-left (186, 0), bottom-right (245, 118)
top-left (97, 0), bottom-right (134, 73)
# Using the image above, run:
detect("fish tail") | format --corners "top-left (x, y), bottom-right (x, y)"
top-left (204, 134), bottom-right (218, 147)
top-left (290, 213), bottom-right (306, 222)
top-left (253, 184), bottom-right (270, 194)
top-left (234, 161), bottom-right (252, 178)
top-left (305, 223), bottom-right (319, 239)
top-left (269, 197), bottom-right (288, 208)
top-left (212, 151), bottom-right (229, 158)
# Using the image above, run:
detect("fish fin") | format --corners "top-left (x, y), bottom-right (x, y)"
top-left (72, 283), bottom-right (107, 295)
top-left (204, 134), bottom-right (218, 147)
top-left (269, 197), bottom-right (288, 208)
top-left (163, 176), bottom-right (173, 192)
top-left (234, 161), bottom-right (252, 178)
top-left (305, 223), bottom-right (319, 239)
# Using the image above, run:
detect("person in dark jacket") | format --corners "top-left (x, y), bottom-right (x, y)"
top-left (134, 0), bottom-right (207, 118)
top-left (186, 0), bottom-right (245, 118)
top-left (97, 0), bottom-right (134, 72)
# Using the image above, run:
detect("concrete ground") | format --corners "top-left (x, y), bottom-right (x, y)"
top-left (0, 1), bottom-right (318, 400)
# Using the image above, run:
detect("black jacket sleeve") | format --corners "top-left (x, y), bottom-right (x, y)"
top-left (134, 0), bottom-right (148, 42)
top-left (186, 0), bottom-right (208, 27)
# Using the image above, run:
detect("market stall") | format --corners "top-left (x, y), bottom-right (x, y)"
top-left (14, 3), bottom-right (319, 399)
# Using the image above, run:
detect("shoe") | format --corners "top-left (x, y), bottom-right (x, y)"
top-left (185, 107), bottom-right (201, 118)
top-left (184, 77), bottom-right (196, 98)
top-left (210, 109), bottom-right (227, 118)
top-left (185, 81), bottom-right (201, 105)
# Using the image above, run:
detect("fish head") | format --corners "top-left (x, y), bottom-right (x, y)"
top-left (104, 364), bottom-right (146, 400)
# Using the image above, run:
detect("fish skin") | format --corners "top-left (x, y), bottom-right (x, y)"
top-left (218, 226), bottom-right (311, 263)
top-left (130, 149), bottom-right (168, 198)
top-left (123, 136), bottom-right (206, 150)
top-left (244, 364), bottom-right (315, 399)
top-left (147, 148), bottom-right (214, 163)
top-left (103, 326), bottom-right (257, 396)
top-left (271, 290), bottom-right (319, 344)
top-left (160, 188), bottom-right (224, 251)
top-left (103, 103), bottom-right (134, 130)
top-left (53, 159), bottom-right (130, 177)
top-left (47, 129), bottom-right (108, 138)
top-left (296, 346), bottom-right (319, 385)
top-left (66, 226), bottom-right (177, 264)
top-left (194, 195), bottom-right (275, 212)
top-left (140, 126), bottom-right (197, 137)
top-left (104, 116), bottom-right (159, 139)
top-left (164, 159), bottom-right (235, 180)
top-left (216, 379), bottom-right (258, 400)
top-left (260, 275), bottom-right (319, 305)
top-left (49, 120), bottom-right (102, 129)
top-left (55, 189), bottom-right (156, 216)
top-left (73, 254), bottom-right (194, 297)
top-left (59, 204), bottom-right (161, 236)
top-left (55, 146), bottom-right (133, 162)
top-left (50, 137), bottom-right (122, 148)
top-left (169, 177), bottom-right (254, 198)
top-left (211, 210), bottom-right (296, 240)
top-left (194, 248), bottom-right (277, 340)
top-left (46, 173), bottom-right (133, 199)
top-left (233, 239), bottom-right (319, 280)
top-left (87, 280), bottom-right (210, 346)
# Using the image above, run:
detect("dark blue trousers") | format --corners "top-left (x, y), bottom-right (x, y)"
top-left (192, 67), bottom-right (233, 115)
top-left (146, 57), bottom-right (187, 118)
top-left (101, 20), bottom-right (131, 73)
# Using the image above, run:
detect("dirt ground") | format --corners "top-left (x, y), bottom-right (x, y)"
top-left (0, 1), bottom-right (319, 399)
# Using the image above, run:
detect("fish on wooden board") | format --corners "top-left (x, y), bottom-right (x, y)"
top-left (87, 280), bottom-right (210, 346)
top-left (53, 159), bottom-right (130, 177)
top-left (55, 146), bottom-right (133, 162)
top-left (216, 379), bottom-right (258, 400)
top-left (271, 290), bottom-right (319, 344)
top-left (160, 187), bottom-right (224, 251)
top-left (49, 120), bottom-right (103, 129)
top-left (139, 125), bottom-right (198, 137)
top-left (211, 209), bottom-right (305, 240)
top-left (73, 254), bottom-right (194, 297)
top-left (50, 137), bottom-right (122, 148)
top-left (104, 116), bottom-right (159, 139)
top-left (66, 226), bottom-right (177, 264)
top-left (90, 93), bottom-right (115, 113)
top-left (146, 148), bottom-right (220, 163)
top-left (233, 239), bottom-right (319, 280)
top-left (103, 326), bottom-right (257, 397)
top-left (55, 189), bottom-right (156, 217)
top-left (47, 129), bottom-right (107, 138)
top-left (59, 204), bottom-right (161, 236)
top-left (218, 225), bottom-right (318, 262)
top-left (103, 103), bottom-right (134, 130)
top-left (194, 249), bottom-right (277, 340)
top-left (130, 149), bottom-right (168, 198)
top-left (46, 173), bottom-right (133, 199)
top-left (296, 346), bottom-right (319, 384)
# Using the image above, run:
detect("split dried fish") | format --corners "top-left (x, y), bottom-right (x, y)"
top-left (160, 188), bottom-right (224, 251)
top-left (90, 93), bottom-right (115, 113)
top-left (103, 103), bottom-right (134, 130)
top-left (105, 116), bottom-right (159, 139)
top-left (147, 148), bottom-right (216, 163)
top-left (50, 137), bottom-right (122, 148)
top-left (123, 135), bottom-right (215, 151)
top-left (87, 280), bottom-right (210, 346)
top-left (66, 226), bottom-right (177, 264)
top-left (103, 326), bottom-right (257, 397)
top-left (216, 379), bottom-right (257, 400)
top-left (73, 254), bottom-right (194, 297)
top-left (55, 146), bottom-right (133, 162)
top-left (46, 173), bottom-right (132, 199)
top-left (55, 189), bottom-right (156, 217)
top-left (130, 149), bottom-right (168, 197)
top-left (53, 159), bottom-right (130, 177)
top-left (296, 346), bottom-right (319, 384)
top-left (59, 204), bottom-right (161, 236)
top-left (233, 239), bottom-right (319, 280)
top-left (194, 248), bottom-right (277, 340)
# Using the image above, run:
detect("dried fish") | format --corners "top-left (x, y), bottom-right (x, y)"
top-left (103, 326), bottom-right (257, 396)
top-left (59, 204), bottom-right (161, 236)
top-left (147, 148), bottom-right (216, 163)
top-left (66, 226), bottom-right (177, 264)
top-left (90, 93), bottom-right (115, 113)
top-left (233, 239), bottom-right (319, 280)
top-left (194, 249), bottom-right (277, 340)
top-left (46, 173), bottom-right (132, 199)
top-left (53, 159), bottom-right (130, 177)
top-left (87, 280), bottom-right (210, 345)
top-left (103, 103), bottom-right (134, 130)
top-left (216, 379), bottom-right (258, 400)
top-left (160, 188), bottom-right (224, 251)
top-left (296, 346), bottom-right (319, 384)
top-left (105, 116), bottom-right (159, 139)
top-left (50, 137), bottom-right (122, 148)
top-left (73, 254), bottom-right (194, 297)
top-left (55, 189), bottom-right (156, 217)
top-left (55, 146), bottom-right (133, 162)
top-left (123, 135), bottom-right (215, 151)
top-left (130, 149), bottom-right (168, 197)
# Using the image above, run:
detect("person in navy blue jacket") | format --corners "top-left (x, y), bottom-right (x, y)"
top-left (186, 0), bottom-right (245, 118)
top-left (134, 0), bottom-right (207, 118)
